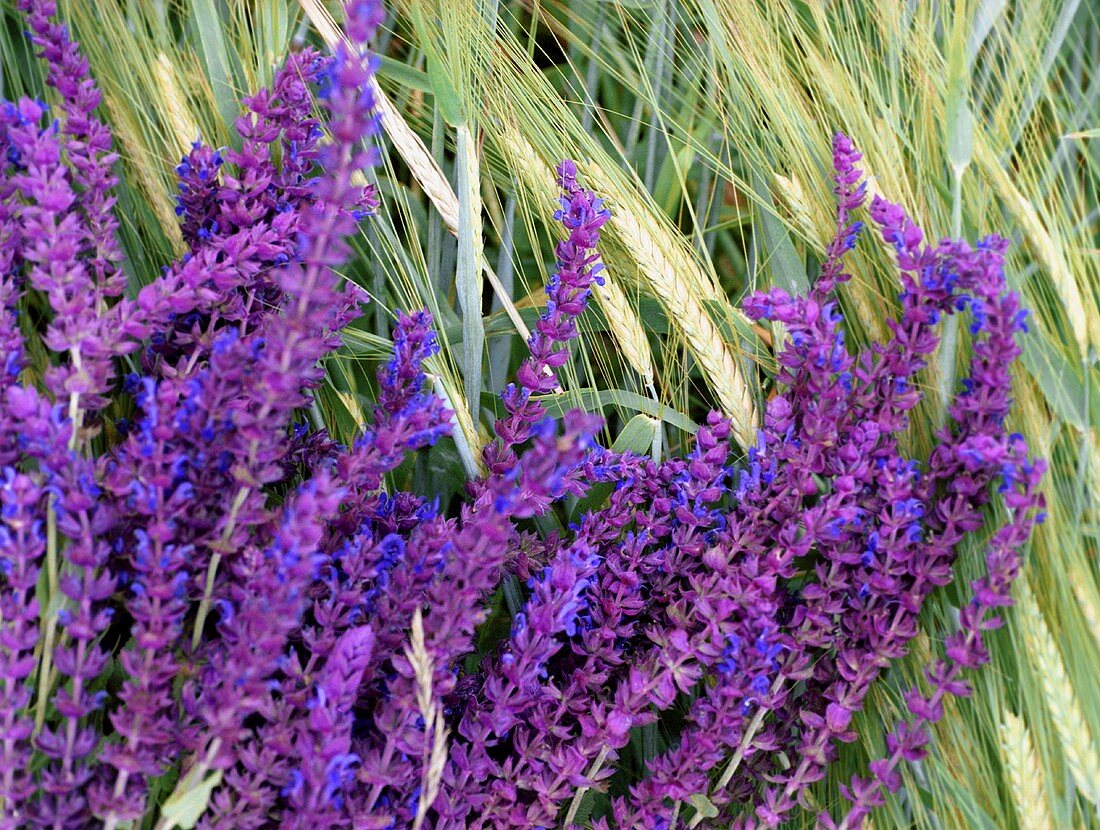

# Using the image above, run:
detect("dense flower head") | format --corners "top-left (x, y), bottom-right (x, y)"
top-left (0, 2), bottom-right (1044, 828)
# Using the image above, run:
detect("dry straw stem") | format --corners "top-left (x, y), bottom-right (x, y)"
top-left (1000, 711), bottom-right (1055, 830)
top-left (298, 0), bottom-right (529, 345)
top-left (1017, 579), bottom-right (1100, 812)
top-left (497, 125), bottom-right (655, 387)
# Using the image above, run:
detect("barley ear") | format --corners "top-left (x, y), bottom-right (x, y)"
top-left (154, 53), bottom-right (198, 155)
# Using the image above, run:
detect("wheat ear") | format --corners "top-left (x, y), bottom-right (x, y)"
top-left (405, 609), bottom-right (450, 830)
top-left (1018, 579), bottom-right (1100, 812)
top-left (1000, 710), bottom-right (1055, 830)
top-left (975, 141), bottom-right (1094, 358)
top-left (590, 182), bottom-right (758, 446)
top-left (497, 126), bottom-right (655, 387)
top-left (298, 0), bottom-right (529, 343)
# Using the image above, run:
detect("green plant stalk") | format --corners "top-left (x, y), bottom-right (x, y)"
top-left (937, 169), bottom-right (965, 427)
top-left (563, 745), bottom-right (609, 826)
top-left (191, 487), bottom-right (248, 650)
top-left (34, 351), bottom-right (83, 734)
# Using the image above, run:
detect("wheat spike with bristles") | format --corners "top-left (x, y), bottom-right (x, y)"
top-left (101, 97), bottom-right (184, 251)
top-left (1018, 579), bottom-right (1100, 813)
top-left (405, 609), bottom-right (450, 830)
top-left (1071, 577), bottom-right (1100, 658)
top-left (154, 52), bottom-right (198, 155)
top-left (1000, 711), bottom-right (1056, 830)
top-left (974, 141), bottom-right (1094, 358)
top-left (497, 126), bottom-right (655, 387)
top-left (299, 0), bottom-right (459, 232)
top-left (298, 0), bottom-right (529, 345)
top-left (590, 179), bottom-right (758, 446)
top-left (773, 172), bottom-right (820, 246)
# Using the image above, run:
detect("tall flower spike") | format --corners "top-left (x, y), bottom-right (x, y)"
top-left (186, 0), bottom-right (384, 654)
top-left (0, 469), bottom-right (46, 828)
top-left (814, 131), bottom-right (866, 297)
top-left (18, 0), bottom-right (123, 295)
top-left (482, 161), bottom-right (610, 478)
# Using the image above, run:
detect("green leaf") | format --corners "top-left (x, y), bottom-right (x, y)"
top-left (967, 0), bottom-right (1006, 66)
top-left (751, 171), bottom-right (807, 295)
top-left (426, 52), bottom-right (464, 126)
top-left (611, 414), bottom-right (660, 455)
top-left (535, 388), bottom-right (697, 433)
top-left (688, 793), bottom-right (719, 819)
top-left (377, 55), bottom-right (432, 94)
top-left (1018, 332), bottom-right (1091, 431)
top-left (191, 0), bottom-right (240, 143)
top-left (158, 767), bottom-right (223, 830)
top-left (454, 125), bottom-right (486, 425)
top-left (407, 4), bottom-right (464, 125)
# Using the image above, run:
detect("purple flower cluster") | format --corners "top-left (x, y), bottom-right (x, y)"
top-left (0, 1), bottom-right (1044, 828)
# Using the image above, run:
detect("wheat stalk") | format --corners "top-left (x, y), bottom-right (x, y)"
top-left (1018, 579), bottom-right (1100, 812)
top-left (1000, 711), bottom-right (1055, 830)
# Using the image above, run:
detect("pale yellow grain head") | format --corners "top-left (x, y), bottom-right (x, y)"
top-left (999, 711), bottom-right (1055, 830)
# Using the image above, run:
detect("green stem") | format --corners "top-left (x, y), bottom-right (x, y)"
top-left (563, 746), bottom-right (609, 826)
top-left (937, 168), bottom-right (965, 426)
top-left (191, 487), bottom-right (248, 650)
top-left (32, 501), bottom-right (61, 736)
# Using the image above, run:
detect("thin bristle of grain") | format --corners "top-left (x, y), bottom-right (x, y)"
top-left (1018, 580), bottom-right (1100, 812)
top-left (1000, 711), bottom-right (1055, 830)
